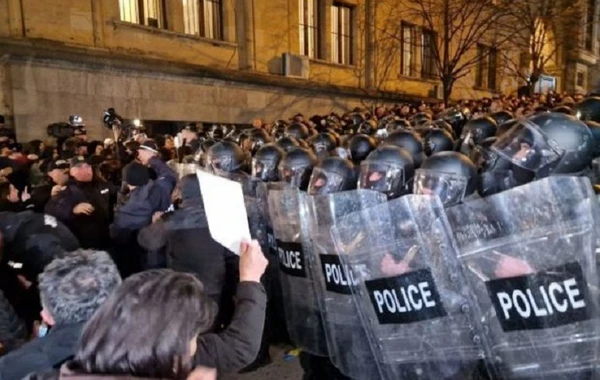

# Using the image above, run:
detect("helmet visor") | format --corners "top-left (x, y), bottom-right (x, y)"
top-left (207, 155), bottom-right (233, 176)
top-left (470, 145), bottom-right (498, 173)
top-left (252, 158), bottom-right (277, 181)
top-left (492, 119), bottom-right (564, 172)
top-left (307, 168), bottom-right (344, 195)
top-left (279, 165), bottom-right (309, 188)
top-left (413, 169), bottom-right (468, 206)
top-left (359, 162), bottom-right (406, 196)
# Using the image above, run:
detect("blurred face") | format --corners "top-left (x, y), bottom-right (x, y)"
top-left (49, 168), bottom-right (69, 185)
top-left (95, 145), bottom-right (104, 155)
top-left (77, 146), bottom-right (88, 156)
top-left (165, 138), bottom-right (175, 150)
top-left (70, 163), bottom-right (93, 182)
top-left (7, 184), bottom-right (19, 203)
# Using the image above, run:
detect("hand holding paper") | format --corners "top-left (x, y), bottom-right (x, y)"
top-left (196, 170), bottom-right (251, 255)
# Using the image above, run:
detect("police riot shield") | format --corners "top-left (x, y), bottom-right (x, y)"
top-left (332, 195), bottom-right (486, 380)
top-left (306, 190), bottom-right (387, 379)
top-left (268, 187), bottom-right (329, 356)
top-left (446, 176), bottom-right (600, 380)
top-left (168, 161), bottom-right (198, 179)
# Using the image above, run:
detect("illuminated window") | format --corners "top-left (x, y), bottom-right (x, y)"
top-left (183, 0), bottom-right (223, 39)
top-left (421, 29), bottom-right (437, 79)
top-left (476, 44), bottom-right (498, 90)
top-left (401, 22), bottom-right (416, 77)
top-left (299, 0), bottom-right (319, 58)
top-left (119, 0), bottom-right (166, 29)
top-left (331, 3), bottom-right (353, 65)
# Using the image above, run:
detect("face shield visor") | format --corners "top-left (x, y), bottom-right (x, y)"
top-left (307, 167), bottom-right (345, 195)
top-left (279, 164), bottom-right (311, 189)
top-left (492, 119), bottom-right (564, 175)
top-left (359, 162), bottom-right (407, 199)
top-left (206, 155), bottom-right (237, 176)
top-left (413, 169), bottom-right (469, 207)
top-left (252, 158), bottom-right (278, 182)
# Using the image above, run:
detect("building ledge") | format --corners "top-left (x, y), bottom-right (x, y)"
top-left (569, 47), bottom-right (599, 66)
top-left (109, 20), bottom-right (238, 49)
top-left (397, 74), bottom-right (439, 85)
top-left (0, 37), bottom-right (436, 103)
top-left (310, 58), bottom-right (356, 70)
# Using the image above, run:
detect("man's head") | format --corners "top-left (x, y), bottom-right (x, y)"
top-left (122, 162), bottom-right (149, 190)
top-left (76, 141), bottom-right (88, 156)
top-left (38, 250), bottom-right (121, 326)
top-left (69, 156), bottom-right (93, 183)
top-left (47, 159), bottom-right (70, 185)
top-left (181, 123), bottom-right (198, 142)
top-left (137, 140), bottom-right (159, 165)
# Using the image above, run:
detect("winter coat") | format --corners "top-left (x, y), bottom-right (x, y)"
top-left (0, 289), bottom-right (27, 357)
top-left (0, 322), bottom-right (85, 380)
top-left (44, 179), bottom-right (115, 250)
top-left (26, 282), bottom-right (267, 379)
top-left (146, 157), bottom-right (176, 212)
top-left (0, 211), bottom-right (79, 281)
top-left (137, 198), bottom-right (234, 303)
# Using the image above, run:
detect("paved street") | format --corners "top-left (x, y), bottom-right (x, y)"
top-left (223, 346), bottom-right (303, 380)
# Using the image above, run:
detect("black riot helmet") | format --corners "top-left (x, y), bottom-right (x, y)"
top-left (194, 139), bottom-right (217, 166)
top-left (359, 146), bottom-right (414, 199)
top-left (473, 136), bottom-right (534, 197)
top-left (493, 112), bottom-right (594, 176)
top-left (490, 110), bottom-right (514, 127)
top-left (574, 97), bottom-right (600, 122)
top-left (410, 112), bottom-right (433, 127)
top-left (249, 129), bottom-right (272, 155)
top-left (357, 120), bottom-right (377, 135)
top-left (414, 151), bottom-right (477, 207)
top-left (584, 121), bottom-right (600, 157)
top-left (438, 107), bottom-right (468, 137)
top-left (348, 134), bottom-right (377, 164)
top-left (276, 136), bottom-right (300, 152)
top-left (431, 119), bottom-right (455, 138)
top-left (308, 132), bottom-right (337, 159)
top-left (278, 147), bottom-right (318, 191)
top-left (205, 141), bottom-right (247, 175)
top-left (384, 130), bottom-right (426, 168)
top-left (424, 129), bottom-right (454, 156)
top-left (552, 105), bottom-right (572, 115)
top-left (496, 119), bottom-right (518, 137)
top-left (285, 122), bottom-right (310, 140)
top-left (458, 116), bottom-right (498, 155)
top-left (252, 143), bottom-right (285, 182)
top-left (308, 157), bottom-right (357, 195)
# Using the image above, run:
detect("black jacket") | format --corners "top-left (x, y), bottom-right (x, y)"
top-left (0, 289), bottom-right (27, 357)
top-left (138, 198), bottom-right (234, 303)
top-left (0, 211), bottom-right (79, 281)
top-left (0, 322), bottom-right (85, 380)
top-left (44, 179), bottom-right (115, 250)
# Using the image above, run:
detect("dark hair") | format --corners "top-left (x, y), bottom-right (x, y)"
top-left (72, 270), bottom-right (217, 379)
top-left (0, 181), bottom-right (11, 200)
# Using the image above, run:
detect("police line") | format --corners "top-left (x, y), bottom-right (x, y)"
top-left (255, 175), bottom-right (600, 380)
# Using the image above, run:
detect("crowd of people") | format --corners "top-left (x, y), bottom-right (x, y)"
top-left (0, 90), bottom-right (598, 380)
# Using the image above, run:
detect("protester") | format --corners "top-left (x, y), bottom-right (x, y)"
top-left (0, 250), bottom-right (121, 380)
top-left (45, 156), bottom-right (116, 250)
top-left (138, 174), bottom-right (236, 321)
top-left (0, 289), bottom-right (27, 357)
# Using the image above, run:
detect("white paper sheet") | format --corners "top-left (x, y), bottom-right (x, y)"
top-left (197, 170), bottom-right (251, 255)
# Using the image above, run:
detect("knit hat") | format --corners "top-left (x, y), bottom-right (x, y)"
top-left (122, 162), bottom-right (149, 187)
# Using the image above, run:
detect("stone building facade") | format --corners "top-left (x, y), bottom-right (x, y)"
top-left (0, 0), bottom-right (596, 139)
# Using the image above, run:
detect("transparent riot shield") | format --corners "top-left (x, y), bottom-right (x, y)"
top-left (332, 195), bottom-right (486, 380)
top-left (446, 176), bottom-right (600, 380)
top-left (306, 190), bottom-right (387, 379)
top-left (168, 161), bottom-right (198, 179)
top-left (268, 187), bottom-right (329, 356)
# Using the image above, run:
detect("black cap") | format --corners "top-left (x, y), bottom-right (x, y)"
top-left (69, 155), bottom-right (90, 167)
top-left (122, 162), bottom-right (149, 187)
top-left (138, 139), bottom-right (159, 154)
top-left (182, 123), bottom-right (198, 133)
top-left (47, 159), bottom-right (70, 172)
